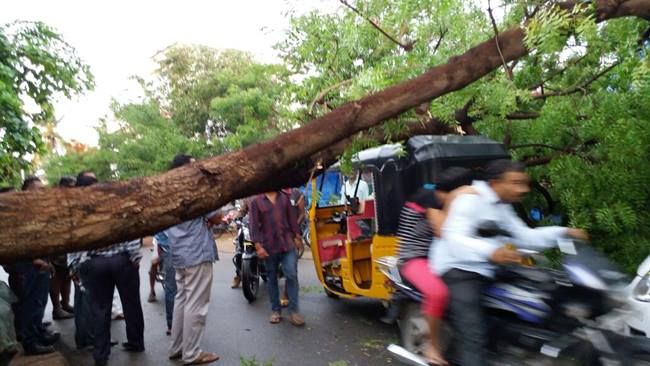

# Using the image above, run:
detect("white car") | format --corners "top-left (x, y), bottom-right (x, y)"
top-left (626, 255), bottom-right (650, 337)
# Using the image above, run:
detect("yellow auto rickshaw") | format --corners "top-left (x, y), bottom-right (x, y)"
top-left (307, 135), bottom-right (510, 301)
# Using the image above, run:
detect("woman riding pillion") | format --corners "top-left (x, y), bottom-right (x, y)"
top-left (395, 167), bottom-right (474, 366)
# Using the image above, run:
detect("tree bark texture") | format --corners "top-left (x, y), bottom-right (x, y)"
top-left (0, 0), bottom-right (647, 262)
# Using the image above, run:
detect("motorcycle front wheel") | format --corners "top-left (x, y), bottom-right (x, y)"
top-left (242, 259), bottom-right (260, 303)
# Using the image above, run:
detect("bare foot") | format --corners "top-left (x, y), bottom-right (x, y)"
top-left (423, 344), bottom-right (447, 366)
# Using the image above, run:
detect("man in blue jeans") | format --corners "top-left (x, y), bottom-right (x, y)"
top-left (249, 190), bottom-right (305, 326)
top-left (154, 231), bottom-right (176, 335)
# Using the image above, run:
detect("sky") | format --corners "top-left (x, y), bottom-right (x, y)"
top-left (1, 0), bottom-right (337, 146)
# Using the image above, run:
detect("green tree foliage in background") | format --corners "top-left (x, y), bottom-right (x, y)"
top-left (0, 21), bottom-right (93, 186)
top-left (150, 46), bottom-right (291, 149)
top-left (44, 101), bottom-right (213, 183)
top-left (45, 46), bottom-right (290, 182)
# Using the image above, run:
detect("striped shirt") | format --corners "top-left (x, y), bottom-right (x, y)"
top-left (69, 239), bottom-right (142, 273)
top-left (397, 189), bottom-right (441, 264)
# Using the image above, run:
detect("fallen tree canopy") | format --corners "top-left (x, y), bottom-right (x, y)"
top-left (0, 0), bottom-right (648, 262)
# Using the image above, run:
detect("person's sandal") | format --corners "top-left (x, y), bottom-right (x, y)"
top-left (184, 351), bottom-right (219, 365)
top-left (169, 352), bottom-right (182, 360)
top-left (269, 312), bottom-right (281, 324)
top-left (289, 312), bottom-right (305, 327)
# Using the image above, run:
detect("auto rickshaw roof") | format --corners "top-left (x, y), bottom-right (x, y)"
top-left (329, 135), bottom-right (509, 170)
top-left (406, 135), bottom-right (509, 163)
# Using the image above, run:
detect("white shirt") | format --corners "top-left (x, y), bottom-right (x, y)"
top-left (431, 180), bottom-right (567, 278)
top-left (339, 178), bottom-right (369, 205)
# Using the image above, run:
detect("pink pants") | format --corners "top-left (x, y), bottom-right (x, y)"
top-left (401, 258), bottom-right (449, 318)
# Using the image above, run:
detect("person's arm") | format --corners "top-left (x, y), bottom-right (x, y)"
top-left (206, 209), bottom-right (224, 226)
top-left (296, 193), bottom-right (306, 225)
top-left (425, 208), bottom-right (445, 238)
top-left (500, 205), bottom-right (567, 250)
top-left (248, 199), bottom-right (270, 258)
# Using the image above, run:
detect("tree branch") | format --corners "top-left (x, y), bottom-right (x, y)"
top-left (488, 0), bottom-right (514, 80)
top-left (528, 54), bottom-right (588, 91)
top-left (431, 27), bottom-right (448, 54)
top-left (506, 111), bottom-right (541, 120)
top-left (309, 79), bottom-right (353, 114)
top-left (339, 0), bottom-right (414, 51)
top-left (533, 61), bottom-right (620, 99)
top-left (510, 143), bottom-right (570, 151)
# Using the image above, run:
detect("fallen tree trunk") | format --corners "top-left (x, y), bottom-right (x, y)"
top-left (0, 0), bottom-right (647, 261)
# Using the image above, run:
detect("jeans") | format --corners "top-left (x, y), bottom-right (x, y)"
top-left (161, 250), bottom-right (177, 330)
top-left (86, 254), bottom-right (144, 363)
top-left (9, 262), bottom-right (49, 347)
top-left (73, 263), bottom-right (94, 349)
top-left (443, 269), bottom-right (490, 366)
top-left (265, 249), bottom-right (299, 313)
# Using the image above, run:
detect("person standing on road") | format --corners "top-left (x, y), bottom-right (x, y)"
top-left (70, 171), bottom-right (145, 366)
top-left (167, 154), bottom-right (222, 365)
top-left (249, 190), bottom-right (305, 326)
top-left (7, 176), bottom-right (60, 355)
top-left (49, 176), bottom-right (76, 320)
top-left (154, 230), bottom-right (176, 336)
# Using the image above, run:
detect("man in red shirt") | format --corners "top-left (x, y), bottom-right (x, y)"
top-left (249, 191), bottom-right (305, 326)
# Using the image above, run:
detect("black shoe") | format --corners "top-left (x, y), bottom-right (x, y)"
top-left (23, 343), bottom-right (55, 356)
top-left (39, 331), bottom-right (60, 346)
top-left (121, 342), bottom-right (144, 352)
top-left (110, 339), bottom-right (118, 347)
top-left (95, 359), bottom-right (107, 366)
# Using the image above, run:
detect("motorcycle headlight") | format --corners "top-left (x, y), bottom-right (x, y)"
top-left (633, 272), bottom-right (650, 302)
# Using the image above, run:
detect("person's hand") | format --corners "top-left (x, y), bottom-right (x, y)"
top-left (70, 273), bottom-right (80, 284)
top-left (567, 228), bottom-right (589, 241)
top-left (32, 259), bottom-right (51, 272)
top-left (294, 237), bottom-right (304, 252)
top-left (132, 259), bottom-right (140, 269)
top-left (255, 244), bottom-right (269, 259)
top-left (489, 247), bottom-right (522, 265)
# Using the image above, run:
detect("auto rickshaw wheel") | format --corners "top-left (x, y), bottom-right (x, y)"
top-left (323, 287), bottom-right (339, 299)
top-left (242, 260), bottom-right (260, 303)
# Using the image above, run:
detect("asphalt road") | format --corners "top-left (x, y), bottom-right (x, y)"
top-left (31, 237), bottom-right (400, 366)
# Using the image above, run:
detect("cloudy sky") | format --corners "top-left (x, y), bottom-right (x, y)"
top-left (1, 0), bottom-right (336, 145)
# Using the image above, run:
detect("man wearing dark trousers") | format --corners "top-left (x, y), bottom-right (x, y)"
top-left (8, 176), bottom-right (59, 355)
top-left (71, 171), bottom-right (144, 366)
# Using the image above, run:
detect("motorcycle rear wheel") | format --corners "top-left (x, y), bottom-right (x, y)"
top-left (242, 260), bottom-right (260, 303)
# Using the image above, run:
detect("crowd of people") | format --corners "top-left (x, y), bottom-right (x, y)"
top-left (0, 151), bottom-right (591, 366)
top-left (0, 153), bottom-right (308, 366)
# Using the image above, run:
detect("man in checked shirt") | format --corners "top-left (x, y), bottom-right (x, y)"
top-left (69, 171), bottom-right (145, 366)
top-left (249, 190), bottom-right (305, 326)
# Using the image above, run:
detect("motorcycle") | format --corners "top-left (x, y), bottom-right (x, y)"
top-left (382, 223), bottom-right (650, 365)
top-left (233, 216), bottom-right (283, 303)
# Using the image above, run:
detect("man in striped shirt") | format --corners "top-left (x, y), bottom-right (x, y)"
top-left (69, 171), bottom-right (144, 366)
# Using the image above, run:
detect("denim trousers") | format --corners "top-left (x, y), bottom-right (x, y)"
top-left (9, 262), bottom-right (49, 347)
top-left (265, 249), bottom-right (299, 313)
top-left (161, 250), bottom-right (177, 330)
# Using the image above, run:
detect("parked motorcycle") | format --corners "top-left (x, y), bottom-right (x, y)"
top-left (233, 216), bottom-right (284, 303)
top-left (381, 223), bottom-right (650, 365)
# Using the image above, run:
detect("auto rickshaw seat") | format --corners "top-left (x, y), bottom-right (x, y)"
top-left (347, 200), bottom-right (376, 242)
